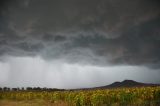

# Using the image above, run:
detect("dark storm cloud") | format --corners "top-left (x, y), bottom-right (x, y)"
top-left (0, 0), bottom-right (160, 68)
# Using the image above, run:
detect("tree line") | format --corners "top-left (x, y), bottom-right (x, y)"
top-left (0, 87), bottom-right (65, 91)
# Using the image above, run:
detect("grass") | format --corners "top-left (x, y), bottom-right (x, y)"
top-left (0, 87), bottom-right (160, 106)
top-left (0, 99), bottom-right (68, 106)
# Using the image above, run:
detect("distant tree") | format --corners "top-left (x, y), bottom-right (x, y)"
top-left (3, 87), bottom-right (8, 91)
top-left (43, 87), bottom-right (47, 91)
top-left (26, 87), bottom-right (33, 91)
top-left (12, 88), bottom-right (18, 91)
top-left (0, 87), bottom-right (2, 91)
top-left (33, 87), bottom-right (41, 91)
top-left (17, 88), bottom-right (20, 91)
top-left (37, 87), bottom-right (41, 91)
top-left (21, 87), bottom-right (24, 91)
top-left (7, 88), bottom-right (10, 91)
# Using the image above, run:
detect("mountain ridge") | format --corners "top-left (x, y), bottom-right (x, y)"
top-left (93, 80), bottom-right (160, 89)
top-left (73, 80), bottom-right (160, 90)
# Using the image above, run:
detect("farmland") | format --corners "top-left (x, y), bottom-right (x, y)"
top-left (0, 87), bottom-right (160, 106)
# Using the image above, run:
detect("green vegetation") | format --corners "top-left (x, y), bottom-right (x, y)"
top-left (0, 87), bottom-right (160, 106)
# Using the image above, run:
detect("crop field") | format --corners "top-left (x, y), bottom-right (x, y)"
top-left (0, 87), bottom-right (160, 106)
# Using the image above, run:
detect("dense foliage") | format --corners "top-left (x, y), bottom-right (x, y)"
top-left (0, 87), bottom-right (160, 106)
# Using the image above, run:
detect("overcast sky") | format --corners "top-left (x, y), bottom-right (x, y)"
top-left (0, 0), bottom-right (160, 89)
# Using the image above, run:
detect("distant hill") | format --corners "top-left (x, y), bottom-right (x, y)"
top-left (71, 80), bottom-right (160, 91)
top-left (93, 80), bottom-right (160, 89)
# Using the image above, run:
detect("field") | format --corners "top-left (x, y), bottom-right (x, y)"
top-left (0, 87), bottom-right (160, 106)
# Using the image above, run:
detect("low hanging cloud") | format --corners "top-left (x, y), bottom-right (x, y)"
top-left (0, 0), bottom-right (160, 68)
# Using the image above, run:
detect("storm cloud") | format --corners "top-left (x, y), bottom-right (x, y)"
top-left (0, 0), bottom-right (160, 88)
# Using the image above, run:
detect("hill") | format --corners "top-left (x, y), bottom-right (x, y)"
top-left (94, 80), bottom-right (160, 89)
